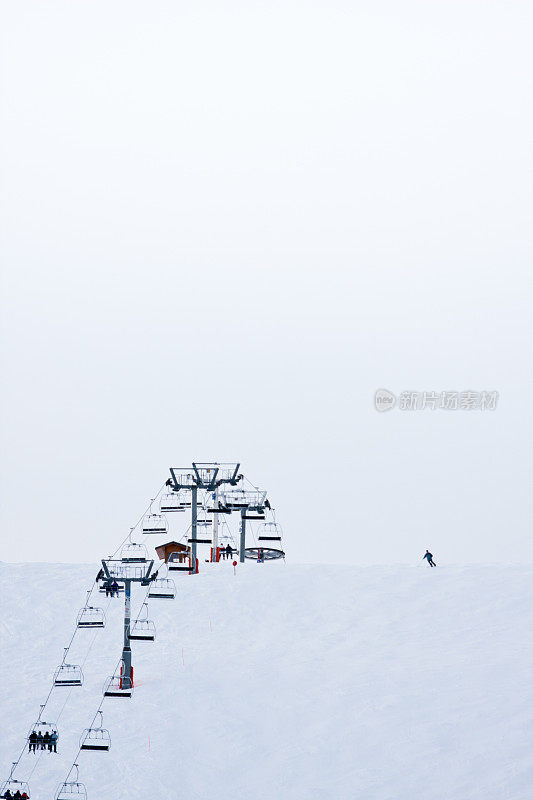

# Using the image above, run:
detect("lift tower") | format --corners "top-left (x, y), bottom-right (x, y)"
top-left (218, 488), bottom-right (268, 562)
top-left (168, 463), bottom-right (242, 570)
top-left (101, 558), bottom-right (154, 691)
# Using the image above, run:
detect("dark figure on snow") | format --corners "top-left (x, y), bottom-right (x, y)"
top-left (28, 730), bottom-right (37, 752)
top-left (423, 550), bottom-right (436, 567)
top-left (225, 544), bottom-right (232, 559)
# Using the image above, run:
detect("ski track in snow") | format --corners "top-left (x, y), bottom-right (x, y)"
top-left (1, 561), bottom-right (532, 800)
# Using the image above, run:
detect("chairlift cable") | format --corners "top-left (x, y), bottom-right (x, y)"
top-left (3, 481), bottom-right (166, 788)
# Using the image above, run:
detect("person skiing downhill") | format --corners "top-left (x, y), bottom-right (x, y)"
top-left (423, 550), bottom-right (436, 567)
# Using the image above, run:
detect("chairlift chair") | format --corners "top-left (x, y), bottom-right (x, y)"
top-left (55, 765), bottom-right (86, 800)
top-left (54, 664), bottom-right (83, 687)
top-left (148, 577), bottom-right (176, 599)
top-left (256, 522), bottom-right (284, 543)
top-left (159, 491), bottom-right (185, 513)
top-left (77, 606), bottom-right (105, 628)
top-left (167, 552), bottom-right (192, 573)
top-left (142, 513), bottom-right (168, 535)
top-left (0, 779), bottom-right (30, 798)
top-left (120, 541), bottom-right (148, 563)
top-left (28, 721), bottom-right (58, 753)
top-left (129, 603), bottom-right (156, 641)
top-left (103, 674), bottom-right (133, 699)
top-left (98, 577), bottom-right (123, 593)
top-left (80, 712), bottom-right (111, 751)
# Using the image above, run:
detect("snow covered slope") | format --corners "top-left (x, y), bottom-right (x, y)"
top-left (1, 561), bottom-right (532, 800)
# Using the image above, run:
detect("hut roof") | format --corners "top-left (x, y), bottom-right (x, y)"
top-left (155, 541), bottom-right (190, 559)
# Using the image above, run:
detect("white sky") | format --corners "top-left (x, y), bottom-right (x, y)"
top-left (1, 1), bottom-right (531, 564)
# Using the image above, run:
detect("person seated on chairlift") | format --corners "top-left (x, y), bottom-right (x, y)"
top-left (225, 544), bottom-right (232, 559)
top-left (49, 730), bottom-right (58, 752)
top-left (2, 789), bottom-right (13, 799)
top-left (43, 731), bottom-right (50, 750)
top-left (28, 730), bottom-right (37, 752)
top-left (112, 580), bottom-right (119, 597)
top-left (36, 731), bottom-right (44, 750)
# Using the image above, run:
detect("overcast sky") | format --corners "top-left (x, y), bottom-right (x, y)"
top-left (1, 1), bottom-right (531, 565)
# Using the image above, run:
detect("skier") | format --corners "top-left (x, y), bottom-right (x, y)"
top-left (423, 550), bottom-right (436, 567)
top-left (111, 580), bottom-right (119, 597)
top-left (225, 544), bottom-right (232, 559)
top-left (28, 730), bottom-right (37, 753)
top-left (42, 732), bottom-right (50, 751)
top-left (49, 730), bottom-right (58, 753)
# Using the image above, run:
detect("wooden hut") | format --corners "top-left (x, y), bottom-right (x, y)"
top-left (155, 541), bottom-right (190, 564)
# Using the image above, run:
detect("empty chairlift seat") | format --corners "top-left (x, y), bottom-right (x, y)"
top-left (55, 765), bottom-right (86, 800)
top-left (159, 491), bottom-right (185, 513)
top-left (257, 522), bottom-right (284, 543)
top-left (103, 667), bottom-right (133, 699)
top-left (148, 578), bottom-right (176, 599)
top-left (120, 540), bottom-right (148, 562)
top-left (54, 663), bottom-right (83, 687)
top-left (80, 712), bottom-right (110, 751)
top-left (77, 606), bottom-right (105, 628)
top-left (168, 552), bottom-right (192, 573)
top-left (129, 603), bottom-right (156, 641)
top-left (142, 513), bottom-right (168, 535)
top-left (245, 521), bottom-right (285, 560)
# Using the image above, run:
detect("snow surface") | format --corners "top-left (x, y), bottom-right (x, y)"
top-left (1, 561), bottom-right (532, 800)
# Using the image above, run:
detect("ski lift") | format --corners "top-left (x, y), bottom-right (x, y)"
top-left (219, 488), bottom-right (267, 509)
top-left (159, 491), bottom-right (185, 513)
top-left (1, 772), bottom-right (30, 799)
top-left (129, 603), bottom-right (156, 641)
top-left (103, 674), bottom-right (133, 699)
top-left (168, 552), bottom-right (192, 573)
top-left (98, 576), bottom-right (123, 593)
top-left (256, 522), bottom-right (283, 543)
top-left (120, 538), bottom-right (148, 562)
top-left (142, 512), bottom-right (168, 535)
top-left (55, 764), bottom-right (86, 800)
top-left (28, 721), bottom-right (58, 752)
top-left (54, 663), bottom-right (83, 687)
top-left (77, 606), bottom-right (105, 628)
top-left (80, 711), bottom-right (111, 751)
top-left (148, 577), bottom-right (176, 599)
